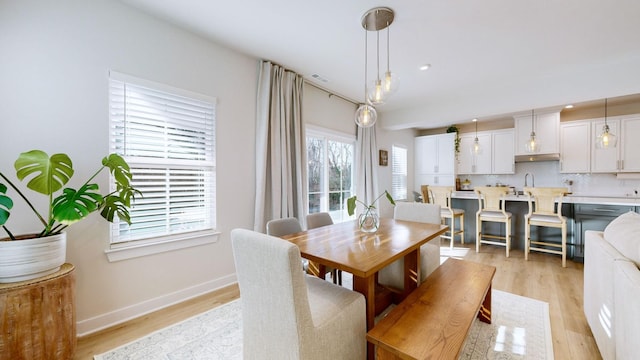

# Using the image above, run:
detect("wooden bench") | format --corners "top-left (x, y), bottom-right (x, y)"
top-left (366, 258), bottom-right (496, 360)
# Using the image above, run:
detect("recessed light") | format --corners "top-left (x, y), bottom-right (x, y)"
top-left (419, 64), bottom-right (431, 71)
top-left (565, 104), bottom-right (574, 109)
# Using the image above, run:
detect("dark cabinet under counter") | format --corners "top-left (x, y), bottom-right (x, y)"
top-left (573, 203), bottom-right (637, 262)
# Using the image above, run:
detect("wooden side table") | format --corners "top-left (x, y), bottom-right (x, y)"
top-left (0, 263), bottom-right (76, 360)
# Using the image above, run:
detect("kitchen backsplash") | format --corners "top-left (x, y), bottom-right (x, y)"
top-left (459, 161), bottom-right (640, 197)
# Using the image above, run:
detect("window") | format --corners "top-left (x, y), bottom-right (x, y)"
top-left (391, 145), bottom-right (408, 200)
top-left (307, 127), bottom-right (355, 223)
top-left (108, 71), bottom-right (217, 254)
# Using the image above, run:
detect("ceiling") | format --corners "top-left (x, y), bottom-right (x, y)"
top-left (119, 0), bottom-right (640, 130)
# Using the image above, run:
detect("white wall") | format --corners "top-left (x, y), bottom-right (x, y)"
top-left (0, 0), bottom-right (257, 335)
top-left (0, 0), bottom-right (420, 336)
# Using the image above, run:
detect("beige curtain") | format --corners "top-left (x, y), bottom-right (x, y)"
top-left (356, 125), bottom-right (379, 208)
top-left (254, 61), bottom-right (307, 232)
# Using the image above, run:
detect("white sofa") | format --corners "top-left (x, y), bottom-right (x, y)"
top-left (584, 211), bottom-right (640, 360)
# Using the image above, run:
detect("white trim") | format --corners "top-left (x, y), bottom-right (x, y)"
top-left (105, 230), bottom-right (221, 262)
top-left (306, 124), bottom-right (355, 143)
top-left (76, 274), bottom-right (236, 336)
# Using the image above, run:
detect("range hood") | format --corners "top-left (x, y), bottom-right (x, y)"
top-left (514, 153), bottom-right (560, 162)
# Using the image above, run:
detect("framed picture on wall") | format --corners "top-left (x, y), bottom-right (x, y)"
top-left (379, 149), bottom-right (388, 166)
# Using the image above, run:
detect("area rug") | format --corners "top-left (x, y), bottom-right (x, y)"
top-left (94, 290), bottom-right (552, 360)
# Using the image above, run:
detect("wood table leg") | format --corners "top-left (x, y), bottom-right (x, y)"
top-left (478, 283), bottom-right (492, 324)
top-left (306, 261), bottom-right (327, 279)
top-left (352, 274), bottom-right (377, 360)
top-left (402, 249), bottom-right (420, 299)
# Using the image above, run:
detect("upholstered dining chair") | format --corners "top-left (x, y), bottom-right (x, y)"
top-left (475, 186), bottom-right (512, 257)
top-left (377, 202), bottom-right (442, 291)
top-left (524, 187), bottom-right (569, 267)
top-left (231, 229), bottom-right (366, 360)
top-left (306, 212), bottom-right (342, 285)
top-left (266, 217), bottom-right (303, 237)
top-left (266, 217), bottom-right (308, 271)
top-left (429, 185), bottom-right (465, 249)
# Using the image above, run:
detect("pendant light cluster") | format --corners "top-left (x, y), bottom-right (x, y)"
top-left (596, 98), bottom-right (617, 149)
top-left (471, 118), bottom-right (482, 155)
top-left (355, 7), bottom-right (399, 128)
top-left (525, 109), bottom-right (540, 153)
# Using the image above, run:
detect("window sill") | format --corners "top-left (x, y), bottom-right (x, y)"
top-left (105, 230), bottom-right (221, 262)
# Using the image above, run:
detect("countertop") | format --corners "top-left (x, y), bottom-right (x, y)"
top-left (452, 191), bottom-right (640, 206)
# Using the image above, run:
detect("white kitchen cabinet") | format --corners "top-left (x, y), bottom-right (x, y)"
top-left (591, 118), bottom-right (619, 172)
top-left (414, 133), bottom-right (456, 189)
top-left (458, 133), bottom-right (491, 174)
top-left (619, 115), bottom-right (640, 172)
top-left (492, 129), bottom-right (515, 174)
top-left (457, 129), bottom-right (513, 175)
top-left (560, 121), bottom-right (591, 173)
top-left (415, 173), bottom-right (456, 187)
top-left (591, 115), bottom-right (640, 173)
top-left (514, 111), bottom-right (560, 156)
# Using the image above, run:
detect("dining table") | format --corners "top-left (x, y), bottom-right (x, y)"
top-left (282, 217), bottom-right (448, 331)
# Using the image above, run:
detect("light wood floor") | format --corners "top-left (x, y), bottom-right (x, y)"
top-left (75, 242), bottom-right (601, 359)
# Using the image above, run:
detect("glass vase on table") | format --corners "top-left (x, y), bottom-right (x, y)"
top-left (358, 207), bottom-right (380, 233)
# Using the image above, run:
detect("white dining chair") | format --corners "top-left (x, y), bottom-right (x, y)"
top-left (377, 202), bottom-right (442, 291)
top-left (306, 212), bottom-right (342, 285)
top-left (231, 229), bottom-right (366, 360)
top-left (266, 217), bottom-right (308, 271)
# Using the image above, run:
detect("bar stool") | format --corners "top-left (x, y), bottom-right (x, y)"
top-left (429, 186), bottom-right (465, 249)
top-left (420, 184), bottom-right (430, 203)
top-left (474, 186), bottom-right (512, 257)
top-left (524, 187), bottom-right (569, 267)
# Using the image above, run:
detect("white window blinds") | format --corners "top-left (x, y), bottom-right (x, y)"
top-left (391, 145), bottom-right (408, 201)
top-left (109, 71), bottom-right (216, 244)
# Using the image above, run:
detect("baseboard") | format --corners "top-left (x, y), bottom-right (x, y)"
top-left (76, 273), bottom-right (237, 336)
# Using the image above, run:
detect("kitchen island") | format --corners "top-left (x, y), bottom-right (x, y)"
top-left (450, 191), bottom-right (639, 261)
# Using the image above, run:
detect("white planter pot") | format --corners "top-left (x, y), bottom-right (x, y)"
top-left (0, 232), bottom-right (66, 283)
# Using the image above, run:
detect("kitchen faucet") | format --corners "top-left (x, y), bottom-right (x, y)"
top-left (524, 173), bottom-right (535, 188)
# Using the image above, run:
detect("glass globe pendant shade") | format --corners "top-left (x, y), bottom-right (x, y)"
top-left (367, 79), bottom-right (387, 105)
top-left (471, 137), bottom-right (482, 155)
top-left (355, 104), bottom-right (377, 128)
top-left (525, 132), bottom-right (540, 153)
top-left (596, 124), bottom-right (617, 149)
top-left (382, 71), bottom-right (399, 96)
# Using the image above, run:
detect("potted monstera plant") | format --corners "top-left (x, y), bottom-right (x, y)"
top-left (0, 150), bottom-right (138, 283)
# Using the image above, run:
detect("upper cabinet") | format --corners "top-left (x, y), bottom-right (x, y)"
top-left (457, 129), bottom-right (514, 175)
top-left (492, 129), bottom-right (515, 174)
top-left (560, 121), bottom-right (591, 173)
top-left (591, 118), bottom-right (620, 173)
top-left (591, 115), bottom-right (640, 173)
top-left (514, 111), bottom-right (560, 156)
top-left (458, 133), bottom-right (491, 174)
top-left (414, 133), bottom-right (456, 188)
top-left (619, 115), bottom-right (640, 172)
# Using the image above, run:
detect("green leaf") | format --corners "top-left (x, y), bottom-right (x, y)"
top-left (100, 194), bottom-right (131, 224)
top-left (385, 190), bottom-right (396, 206)
top-left (0, 183), bottom-right (13, 226)
top-left (347, 196), bottom-right (357, 216)
top-left (102, 153), bottom-right (132, 189)
top-left (14, 150), bottom-right (74, 195)
top-left (51, 184), bottom-right (102, 225)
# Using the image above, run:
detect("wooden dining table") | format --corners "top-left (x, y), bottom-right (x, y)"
top-left (282, 218), bottom-right (448, 331)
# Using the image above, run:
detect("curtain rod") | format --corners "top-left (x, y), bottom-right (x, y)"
top-left (261, 59), bottom-right (359, 106)
top-left (303, 80), bottom-right (360, 106)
